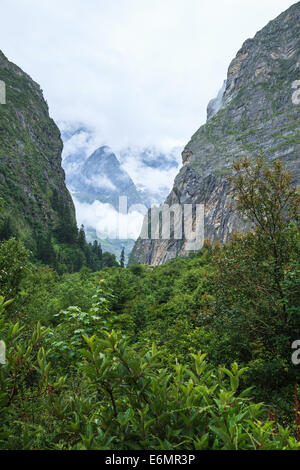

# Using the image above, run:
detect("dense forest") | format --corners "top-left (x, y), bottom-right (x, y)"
top-left (0, 193), bottom-right (120, 274)
top-left (0, 158), bottom-right (299, 450)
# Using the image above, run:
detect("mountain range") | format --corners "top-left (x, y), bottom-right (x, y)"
top-left (1, 2), bottom-right (298, 268)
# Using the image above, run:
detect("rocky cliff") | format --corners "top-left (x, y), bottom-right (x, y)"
top-left (129, 2), bottom-right (300, 266)
top-left (0, 50), bottom-right (77, 256)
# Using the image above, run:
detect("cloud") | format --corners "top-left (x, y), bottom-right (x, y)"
top-left (1, 0), bottom-right (295, 242)
top-left (73, 197), bottom-right (146, 240)
top-left (0, 0), bottom-right (295, 152)
top-left (88, 175), bottom-right (116, 191)
top-left (60, 123), bottom-right (101, 162)
top-left (62, 125), bottom-right (182, 204)
top-left (118, 146), bottom-right (181, 198)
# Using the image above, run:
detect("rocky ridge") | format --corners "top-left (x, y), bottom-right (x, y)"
top-left (129, 2), bottom-right (300, 265)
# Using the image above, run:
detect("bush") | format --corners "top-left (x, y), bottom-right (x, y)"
top-left (0, 238), bottom-right (30, 300)
top-left (0, 284), bottom-right (298, 450)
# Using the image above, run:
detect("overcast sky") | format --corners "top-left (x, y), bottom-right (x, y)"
top-left (0, 0), bottom-right (296, 152)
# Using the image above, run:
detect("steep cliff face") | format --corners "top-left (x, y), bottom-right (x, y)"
top-left (0, 50), bottom-right (76, 250)
top-left (129, 2), bottom-right (300, 266)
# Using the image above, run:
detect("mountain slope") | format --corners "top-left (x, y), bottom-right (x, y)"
top-left (129, 2), bottom-right (300, 266)
top-left (0, 51), bottom-right (99, 272)
top-left (0, 50), bottom-right (76, 239)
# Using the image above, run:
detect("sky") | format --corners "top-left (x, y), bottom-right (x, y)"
top-left (0, 0), bottom-right (296, 242)
top-left (0, 0), bottom-right (296, 152)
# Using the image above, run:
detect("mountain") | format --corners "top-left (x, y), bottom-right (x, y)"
top-left (0, 51), bottom-right (100, 272)
top-left (0, 50), bottom-right (76, 240)
top-left (64, 143), bottom-right (180, 209)
top-left (65, 145), bottom-right (144, 210)
top-left (62, 142), bottom-right (180, 262)
top-left (63, 145), bottom-right (145, 263)
top-left (129, 2), bottom-right (300, 265)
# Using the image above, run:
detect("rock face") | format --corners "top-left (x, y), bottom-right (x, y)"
top-left (129, 2), bottom-right (300, 266)
top-left (0, 50), bottom-right (76, 248)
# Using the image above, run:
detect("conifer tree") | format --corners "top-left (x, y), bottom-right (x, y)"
top-left (120, 247), bottom-right (125, 268)
top-left (78, 225), bottom-right (86, 249)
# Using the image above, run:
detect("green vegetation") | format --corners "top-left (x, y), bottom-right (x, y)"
top-left (0, 158), bottom-right (299, 449)
top-left (0, 51), bottom-right (121, 274)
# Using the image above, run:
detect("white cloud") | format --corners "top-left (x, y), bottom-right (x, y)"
top-left (0, 0), bottom-right (295, 151)
top-left (88, 175), bottom-right (116, 191)
top-left (73, 197), bottom-right (146, 240)
top-left (118, 146), bottom-right (181, 196)
top-left (0, 0), bottom-right (295, 241)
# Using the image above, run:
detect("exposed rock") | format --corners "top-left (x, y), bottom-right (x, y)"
top-left (129, 2), bottom-right (300, 266)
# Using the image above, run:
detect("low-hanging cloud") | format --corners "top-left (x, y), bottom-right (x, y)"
top-left (0, 0), bottom-right (295, 244)
top-left (0, 0), bottom-right (295, 152)
top-left (88, 175), bottom-right (116, 192)
top-left (73, 197), bottom-right (146, 240)
top-left (118, 146), bottom-right (181, 201)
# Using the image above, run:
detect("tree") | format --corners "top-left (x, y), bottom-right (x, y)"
top-left (91, 240), bottom-right (103, 270)
top-left (53, 201), bottom-right (78, 245)
top-left (102, 252), bottom-right (119, 268)
top-left (78, 225), bottom-right (86, 249)
top-left (35, 231), bottom-right (56, 265)
top-left (120, 247), bottom-right (125, 268)
top-left (229, 157), bottom-right (300, 319)
top-left (211, 157), bottom-right (300, 399)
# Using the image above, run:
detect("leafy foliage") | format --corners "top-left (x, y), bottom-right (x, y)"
top-left (0, 287), bottom-right (298, 450)
top-left (0, 158), bottom-right (299, 450)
